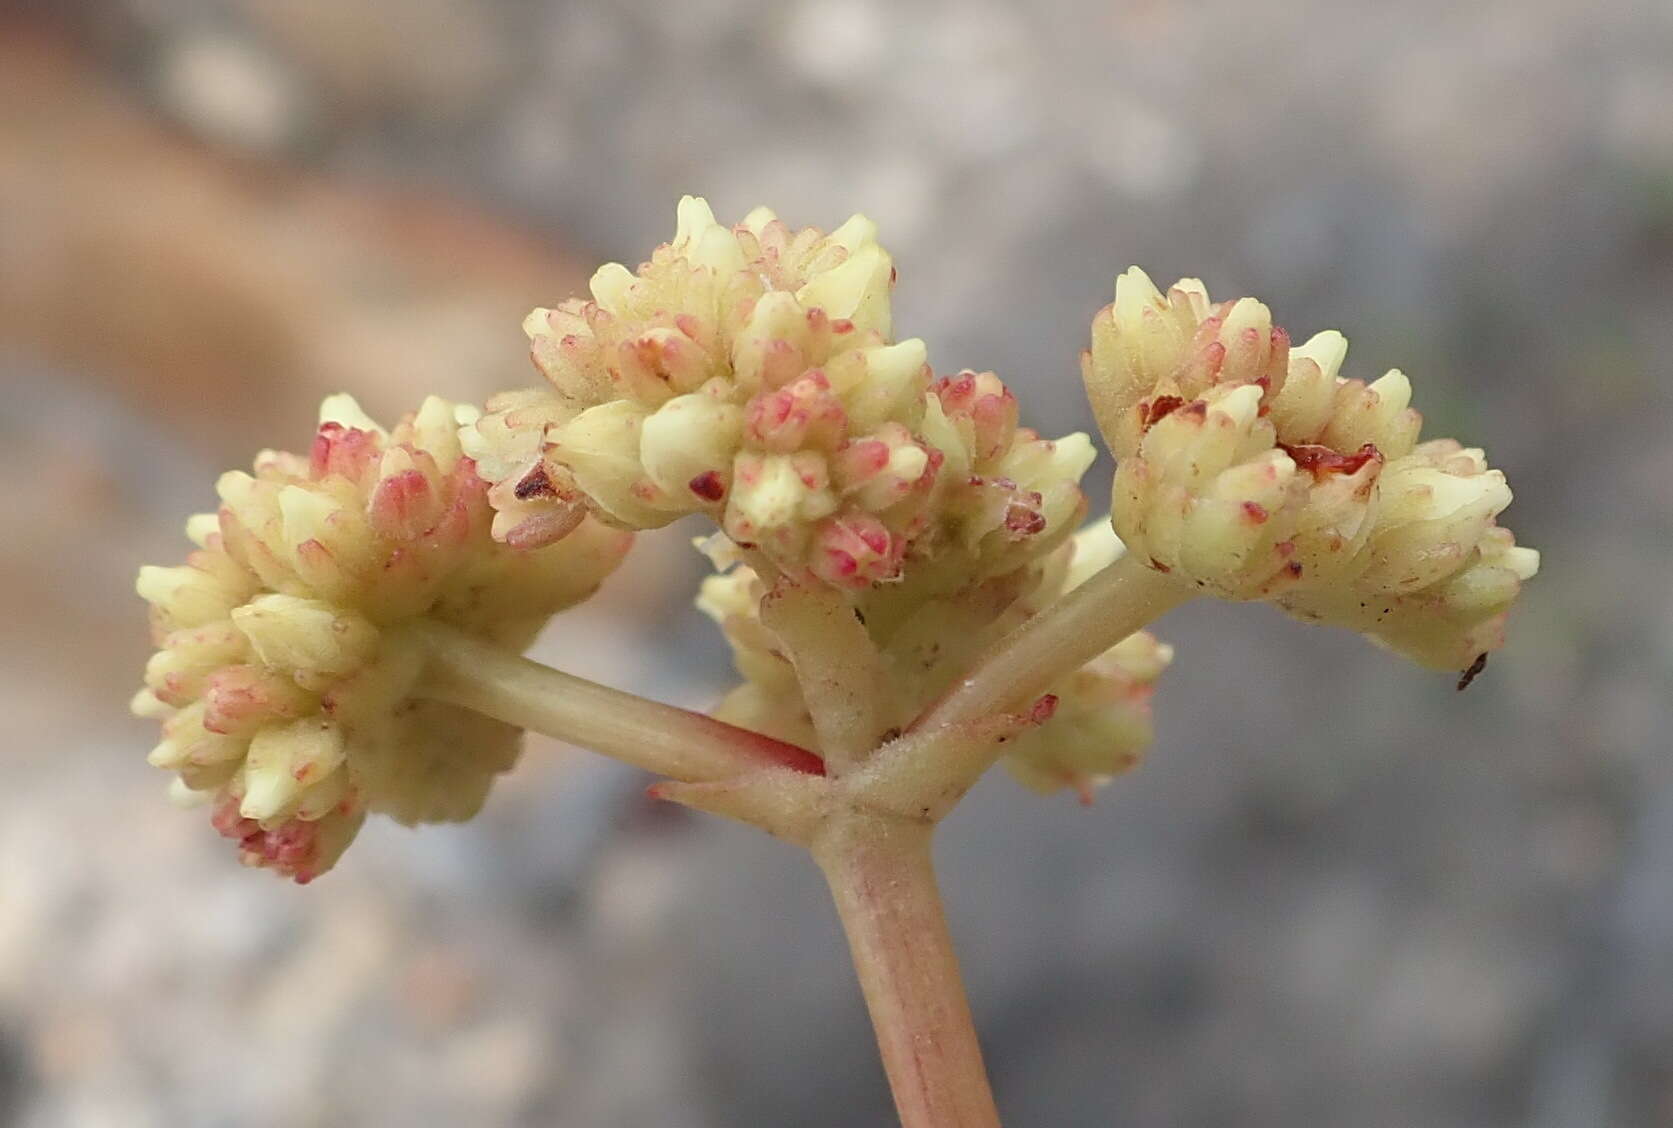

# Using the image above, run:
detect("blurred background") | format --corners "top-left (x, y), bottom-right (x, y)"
top-left (2, 1), bottom-right (1669, 1124)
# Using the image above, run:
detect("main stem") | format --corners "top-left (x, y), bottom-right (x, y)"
top-left (414, 551), bottom-right (1192, 1128)
top-left (915, 551), bottom-right (1190, 732)
top-left (407, 621), bottom-right (823, 780)
top-left (814, 814), bottom-right (1000, 1128)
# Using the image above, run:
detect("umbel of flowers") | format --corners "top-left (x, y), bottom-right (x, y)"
top-left (463, 198), bottom-right (1090, 593)
top-left (1082, 267), bottom-right (1538, 672)
top-left (132, 196), bottom-right (1539, 1128)
top-left (134, 395), bottom-right (630, 880)
top-left (132, 201), bottom-right (1541, 881)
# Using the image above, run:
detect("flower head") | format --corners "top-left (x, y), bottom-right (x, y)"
top-left (466, 197), bottom-right (925, 578)
top-left (134, 395), bottom-right (631, 881)
top-left (1084, 268), bottom-right (1537, 675)
top-left (473, 198), bottom-right (1092, 597)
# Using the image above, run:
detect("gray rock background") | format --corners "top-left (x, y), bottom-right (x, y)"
top-left (2, 0), bottom-right (1670, 1124)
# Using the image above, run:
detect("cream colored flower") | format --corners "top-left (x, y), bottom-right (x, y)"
top-left (1083, 267), bottom-right (1290, 459)
top-left (1266, 330), bottom-right (1421, 461)
top-left (1001, 630), bottom-right (1172, 799)
top-left (1086, 267), bottom-right (1537, 675)
top-left (468, 197), bottom-right (937, 589)
top-left (700, 521), bottom-right (1171, 795)
top-left (458, 387), bottom-right (585, 548)
top-left (1273, 440), bottom-right (1538, 670)
top-left (481, 198), bottom-right (1094, 598)
top-left (1110, 383), bottom-right (1310, 599)
top-left (135, 395), bottom-right (632, 881)
top-left (922, 370), bottom-right (1096, 575)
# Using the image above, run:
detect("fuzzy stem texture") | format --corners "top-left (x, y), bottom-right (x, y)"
top-left (814, 813), bottom-right (1000, 1128)
top-left (914, 550), bottom-right (1189, 734)
top-left (409, 621), bottom-right (824, 780)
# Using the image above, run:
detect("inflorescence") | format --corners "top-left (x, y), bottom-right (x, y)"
top-left (135, 199), bottom-right (1537, 880)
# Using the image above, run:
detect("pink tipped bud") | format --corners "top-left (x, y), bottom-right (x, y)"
top-left (309, 424), bottom-right (382, 481)
top-left (935, 370), bottom-right (1018, 462)
top-left (368, 467), bottom-right (439, 541)
top-left (809, 511), bottom-right (903, 588)
top-left (745, 371), bottom-right (849, 452)
top-left (201, 665), bottom-right (315, 736)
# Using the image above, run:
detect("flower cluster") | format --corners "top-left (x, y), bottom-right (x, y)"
top-left (1272, 442), bottom-right (1537, 670)
top-left (466, 198), bottom-right (1092, 593)
top-left (133, 396), bottom-right (631, 881)
top-left (918, 370), bottom-right (1095, 582)
top-left (1083, 268), bottom-right (1537, 672)
top-left (130, 200), bottom-right (1542, 888)
top-left (464, 197), bottom-right (926, 584)
top-left (699, 522), bottom-right (1170, 798)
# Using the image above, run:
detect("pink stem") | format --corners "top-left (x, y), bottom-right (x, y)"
top-left (814, 815), bottom-right (1001, 1128)
top-left (411, 620), bottom-right (823, 781)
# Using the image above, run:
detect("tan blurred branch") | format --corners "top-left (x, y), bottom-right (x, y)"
top-left (0, 27), bottom-right (585, 461)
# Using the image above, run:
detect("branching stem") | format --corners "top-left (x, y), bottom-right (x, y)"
top-left (913, 551), bottom-right (1189, 733)
top-left (417, 550), bottom-right (1189, 1128)
top-left (407, 620), bottom-right (824, 780)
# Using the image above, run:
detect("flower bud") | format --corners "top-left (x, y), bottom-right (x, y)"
top-left (144, 622), bottom-right (248, 705)
top-left (1277, 524), bottom-right (1538, 672)
top-left (1280, 442), bottom-right (1385, 585)
top-left (731, 291), bottom-right (829, 393)
top-left (799, 243), bottom-right (893, 339)
top-left (742, 207), bottom-right (895, 339)
top-left (1266, 330), bottom-right (1346, 441)
top-left (1082, 269), bottom-right (1205, 449)
top-left (727, 451), bottom-right (837, 542)
top-left (833, 423), bottom-right (935, 513)
top-left (917, 374), bottom-right (1097, 583)
top-left (1351, 443), bottom-right (1511, 594)
top-left (670, 195), bottom-right (750, 275)
top-left (809, 510), bottom-right (904, 589)
top-left (549, 401), bottom-right (680, 528)
top-left (459, 388), bottom-right (586, 549)
top-left (745, 371), bottom-right (848, 452)
top-left (230, 595), bottom-right (378, 679)
top-left (240, 718), bottom-right (348, 821)
top-left (639, 393), bottom-right (746, 505)
top-left (200, 665), bottom-right (316, 736)
top-left (137, 561), bottom-right (255, 634)
top-left (934, 370), bottom-right (1017, 463)
top-left (833, 339), bottom-right (929, 432)
top-left (148, 701), bottom-right (245, 771)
